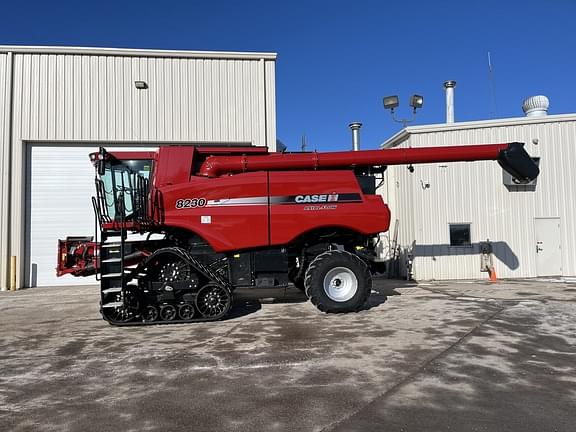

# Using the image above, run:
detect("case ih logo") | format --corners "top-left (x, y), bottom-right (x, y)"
top-left (294, 194), bottom-right (339, 203)
top-left (291, 193), bottom-right (362, 204)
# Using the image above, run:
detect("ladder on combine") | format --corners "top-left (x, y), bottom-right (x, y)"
top-left (99, 228), bottom-right (130, 320)
top-left (92, 166), bottom-right (149, 322)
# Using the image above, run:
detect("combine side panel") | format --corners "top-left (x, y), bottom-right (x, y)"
top-left (160, 172), bottom-right (270, 252)
top-left (268, 171), bottom-right (390, 245)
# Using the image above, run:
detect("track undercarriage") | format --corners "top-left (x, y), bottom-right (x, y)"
top-left (100, 246), bottom-right (234, 326)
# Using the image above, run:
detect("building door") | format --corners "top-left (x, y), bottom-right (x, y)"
top-left (534, 218), bottom-right (562, 277)
top-left (26, 145), bottom-right (157, 287)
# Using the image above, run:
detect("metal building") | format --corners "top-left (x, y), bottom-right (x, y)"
top-left (0, 46), bottom-right (277, 290)
top-left (380, 106), bottom-right (576, 280)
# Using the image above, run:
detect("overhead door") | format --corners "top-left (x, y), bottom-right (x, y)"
top-left (26, 145), bottom-right (157, 287)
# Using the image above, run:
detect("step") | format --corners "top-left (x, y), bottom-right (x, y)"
top-left (101, 243), bottom-right (122, 248)
top-left (101, 302), bottom-right (124, 309)
top-left (101, 258), bottom-right (122, 263)
top-left (101, 273), bottom-right (123, 278)
top-left (102, 287), bottom-right (122, 294)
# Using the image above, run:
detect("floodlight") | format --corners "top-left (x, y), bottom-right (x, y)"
top-left (383, 95), bottom-right (399, 110)
top-left (409, 94), bottom-right (424, 110)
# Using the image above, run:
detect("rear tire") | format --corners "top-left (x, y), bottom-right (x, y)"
top-left (304, 250), bottom-right (371, 313)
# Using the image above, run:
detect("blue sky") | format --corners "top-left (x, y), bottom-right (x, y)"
top-left (1, 0), bottom-right (575, 151)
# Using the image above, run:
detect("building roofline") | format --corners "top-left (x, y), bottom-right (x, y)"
top-left (380, 113), bottom-right (576, 148)
top-left (0, 45), bottom-right (277, 60)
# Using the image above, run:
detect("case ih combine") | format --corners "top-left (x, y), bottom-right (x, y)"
top-left (57, 141), bottom-right (539, 325)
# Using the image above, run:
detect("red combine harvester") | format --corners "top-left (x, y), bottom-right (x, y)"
top-left (57, 142), bottom-right (539, 325)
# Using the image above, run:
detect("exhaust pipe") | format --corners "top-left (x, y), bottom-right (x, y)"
top-left (349, 122), bottom-right (362, 151)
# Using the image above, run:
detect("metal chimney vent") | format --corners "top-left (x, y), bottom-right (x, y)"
top-left (349, 122), bottom-right (362, 151)
top-left (443, 80), bottom-right (456, 123)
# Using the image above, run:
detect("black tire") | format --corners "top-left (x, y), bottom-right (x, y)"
top-left (304, 250), bottom-right (371, 313)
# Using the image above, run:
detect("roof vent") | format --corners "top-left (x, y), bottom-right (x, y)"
top-left (522, 95), bottom-right (549, 117)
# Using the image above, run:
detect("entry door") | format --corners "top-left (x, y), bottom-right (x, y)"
top-left (27, 145), bottom-right (156, 287)
top-left (534, 218), bottom-right (562, 276)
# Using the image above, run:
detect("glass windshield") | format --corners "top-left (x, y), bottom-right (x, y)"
top-left (99, 159), bottom-right (153, 221)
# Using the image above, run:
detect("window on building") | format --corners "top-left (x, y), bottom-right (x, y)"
top-left (449, 223), bottom-right (471, 246)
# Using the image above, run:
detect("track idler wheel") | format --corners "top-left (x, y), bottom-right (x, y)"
top-left (195, 283), bottom-right (232, 320)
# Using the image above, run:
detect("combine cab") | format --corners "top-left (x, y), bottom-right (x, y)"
top-left (58, 142), bottom-right (539, 325)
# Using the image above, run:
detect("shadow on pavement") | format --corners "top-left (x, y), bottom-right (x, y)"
top-left (225, 300), bottom-right (263, 320)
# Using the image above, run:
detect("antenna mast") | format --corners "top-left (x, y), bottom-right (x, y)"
top-left (488, 51), bottom-right (498, 118)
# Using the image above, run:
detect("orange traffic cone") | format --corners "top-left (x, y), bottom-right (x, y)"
top-left (489, 266), bottom-right (497, 282)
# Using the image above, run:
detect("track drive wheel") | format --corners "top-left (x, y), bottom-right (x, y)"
top-left (195, 283), bottom-right (232, 320)
top-left (304, 250), bottom-right (371, 313)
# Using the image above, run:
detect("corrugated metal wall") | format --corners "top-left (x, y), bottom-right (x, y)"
top-left (0, 47), bottom-right (276, 289)
top-left (386, 117), bottom-right (576, 280)
top-left (11, 54), bottom-right (274, 143)
top-left (0, 53), bottom-right (11, 289)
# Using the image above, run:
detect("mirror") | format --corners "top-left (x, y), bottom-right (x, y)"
top-left (97, 147), bottom-right (106, 176)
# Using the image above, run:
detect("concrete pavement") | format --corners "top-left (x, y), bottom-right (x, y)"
top-left (1, 278), bottom-right (575, 431)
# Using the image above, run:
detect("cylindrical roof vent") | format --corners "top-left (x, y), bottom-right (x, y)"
top-left (349, 122), bottom-right (362, 151)
top-left (443, 80), bottom-right (456, 123)
top-left (522, 95), bottom-right (549, 117)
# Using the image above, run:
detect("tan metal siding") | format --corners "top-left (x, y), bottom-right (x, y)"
top-left (13, 54), bottom-right (271, 144)
top-left (391, 120), bottom-right (576, 280)
top-left (0, 53), bottom-right (11, 288)
top-left (265, 60), bottom-right (276, 149)
top-left (0, 50), bottom-right (276, 289)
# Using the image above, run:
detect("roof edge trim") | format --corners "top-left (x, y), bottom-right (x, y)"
top-left (380, 113), bottom-right (576, 148)
top-left (0, 45), bottom-right (277, 60)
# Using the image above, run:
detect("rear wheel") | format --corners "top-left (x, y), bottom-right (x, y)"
top-left (304, 250), bottom-right (371, 313)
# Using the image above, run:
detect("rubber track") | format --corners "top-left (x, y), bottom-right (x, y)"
top-left (102, 247), bottom-right (233, 326)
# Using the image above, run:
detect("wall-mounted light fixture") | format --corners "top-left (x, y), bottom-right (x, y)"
top-left (134, 80), bottom-right (148, 89)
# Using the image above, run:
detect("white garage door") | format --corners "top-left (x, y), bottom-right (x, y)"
top-left (27, 145), bottom-right (157, 287)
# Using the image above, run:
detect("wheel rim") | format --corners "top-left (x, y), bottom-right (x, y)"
top-left (158, 260), bottom-right (191, 283)
top-left (323, 267), bottom-right (358, 302)
top-left (160, 304), bottom-right (177, 321)
top-left (143, 305), bottom-right (159, 322)
top-left (195, 284), bottom-right (231, 319)
top-left (178, 303), bottom-right (195, 320)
